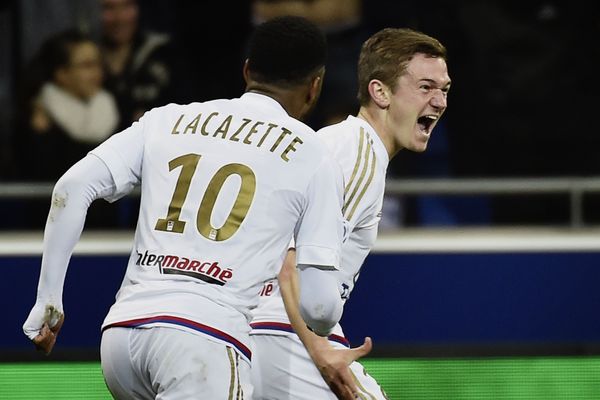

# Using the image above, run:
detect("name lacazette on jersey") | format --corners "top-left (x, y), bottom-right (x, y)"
top-left (170, 111), bottom-right (306, 163)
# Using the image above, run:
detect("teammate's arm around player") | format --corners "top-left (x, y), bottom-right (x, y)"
top-left (279, 249), bottom-right (373, 400)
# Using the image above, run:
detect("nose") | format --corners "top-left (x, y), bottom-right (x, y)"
top-left (430, 89), bottom-right (447, 110)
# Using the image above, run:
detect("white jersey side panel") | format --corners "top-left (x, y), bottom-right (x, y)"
top-left (90, 93), bottom-right (344, 360)
top-left (251, 115), bottom-right (389, 339)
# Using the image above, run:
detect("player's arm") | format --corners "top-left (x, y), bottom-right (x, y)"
top-left (279, 249), bottom-right (372, 400)
top-left (22, 154), bottom-right (118, 354)
top-left (297, 263), bottom-right (343, 336)
top-left (294, 155), bottom-right (346, 334)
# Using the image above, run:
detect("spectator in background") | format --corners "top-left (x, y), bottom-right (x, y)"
top-left (15, 29), bottom-right (118, 181)
top-left (100, 0), bottom-right (174, 132)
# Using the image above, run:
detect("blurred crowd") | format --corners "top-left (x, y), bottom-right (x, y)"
top-left (1, 0), bottom-right (600, 228)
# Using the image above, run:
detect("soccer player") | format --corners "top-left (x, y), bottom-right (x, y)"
top-left (250, 28), bottom-right (451, 399)
top-left (23, 16), bottom-right (346, 399)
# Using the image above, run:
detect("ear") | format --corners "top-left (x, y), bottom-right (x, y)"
top-left (242, 59), bottom-right (251, 84)
top-left (368, 79), bottom-right (390, 109)
top-left (307, 74), bottom-right (322, 104)
top-left (306, 67), bottom-right (325, 104)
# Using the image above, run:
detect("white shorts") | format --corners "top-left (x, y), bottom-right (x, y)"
top-left (101, 326), bottom-right (252, 399)
top-left (251, 334), bottom-right (387, 400)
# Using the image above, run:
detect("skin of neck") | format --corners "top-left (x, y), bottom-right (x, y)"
top-left (357, 104), bottom-right (399, 159)
top-left (245, 82), bottom-right (310, 120)
top-left (242, 61), bottom-right (323, 121)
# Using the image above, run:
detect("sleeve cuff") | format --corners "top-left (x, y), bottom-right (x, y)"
top-left (89, 148), bottom-right (136, 202)
top-left (295, 245), bottom-right (340, 270)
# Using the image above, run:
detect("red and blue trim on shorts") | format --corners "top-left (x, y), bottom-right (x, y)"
top-left (104, 315), bottom-right (252, 361)
top-left (250, 321), bottom-right (350, 348)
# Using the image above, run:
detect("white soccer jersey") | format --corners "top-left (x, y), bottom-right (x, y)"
top-left (90, 92), bottom-right (344, 361)
top-left (251, 114), bottom-right (389, 340)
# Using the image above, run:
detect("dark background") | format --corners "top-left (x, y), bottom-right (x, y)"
top-left (1, 1), bottom-right (600, 228)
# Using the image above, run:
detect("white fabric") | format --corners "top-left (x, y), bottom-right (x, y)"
top-left (251, 335), bottom-right (387, 400)
top-left (297, 265), bottom-right (343, 336)
top-left (39, 82), bottom-right (119, 144)
top-left (101, 326), bottom-right (252, 400)
top-left (251, 114), bottom-right (389, 336)
top-left (89, 92), bottom-right (344, 359)
top-left (22, 154), bottom-right (117, 340)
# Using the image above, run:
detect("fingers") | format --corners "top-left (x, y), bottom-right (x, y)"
top-left (349, 336), bottom-right (373, 362)
top-left (32, 314), bottom-right (64, 355)
top-left (329, 379), bottom-right (357, 400)
top-left (32, 323), bottom-right (57, 355)
top-left (339, 369), bottom-right (359, 400)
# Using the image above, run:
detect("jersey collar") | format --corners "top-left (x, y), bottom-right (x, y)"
top-left (241, 92), bottom-right (288, 117)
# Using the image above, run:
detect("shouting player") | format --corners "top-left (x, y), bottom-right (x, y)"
top-left (250, 28), bottom-right (451, 400)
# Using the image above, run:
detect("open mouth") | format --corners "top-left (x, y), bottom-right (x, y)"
top-left (417, 115), bottom-right (438, 134)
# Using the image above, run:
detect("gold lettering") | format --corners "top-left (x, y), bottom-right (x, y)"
top-left (257, 123), bottom-right (278, 147)
top-left (184, 113), bottom-right (202, 134)
top-left (243, 121), bottom-right (264, 144)
top-left (281, 137), bottom-right (304, 162)
top-left (214, 115), bottom-right (233, 138)
top-left (230, 118), bottom-right (252, 142)
top-left (201, 112), bottom-right (219, 136)
top-left (171, 114), bottom-right (185, 134)
top-left (270, 127), bottom-right (292, 152)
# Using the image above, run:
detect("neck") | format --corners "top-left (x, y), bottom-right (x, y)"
top-left (357, 106), bottom-right (399, 158)
top-left (245, 83), bottom-right (305, 120)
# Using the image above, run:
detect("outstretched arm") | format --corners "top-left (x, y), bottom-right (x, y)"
top-left (22, 154), bottom-right (117, 354)
top-left (279, 249), bottom-right (372, 400)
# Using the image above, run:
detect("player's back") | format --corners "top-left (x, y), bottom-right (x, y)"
top-left (136, 93), bottom-right (329, 299)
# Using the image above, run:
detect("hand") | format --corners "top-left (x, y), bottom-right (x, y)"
top-left (23, 304), bottom-right (65, 355)
top-left (311, 336), bottom-right (373, 400)
top-left (33, 316), bottom-right (64, 355)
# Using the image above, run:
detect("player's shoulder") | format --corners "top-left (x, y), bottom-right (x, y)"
top-left (140, 99), bottom-right (232, 122)
top-left (316, 116), bottom-right (367, 157)
top-left (264, 112), bottom-right (330, 160)
top-left (284, 116), bottom-right (321, 144)
top-left (316, 115), bottom-right (363, 145)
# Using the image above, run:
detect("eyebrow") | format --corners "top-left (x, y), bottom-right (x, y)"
top-left (418, 78), bottom-right (452, 88)
top-left (417, 78), bottom-right (452, 90)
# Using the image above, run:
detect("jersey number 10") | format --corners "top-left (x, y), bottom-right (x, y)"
top-left (155, 153), bottom-right (256, 241)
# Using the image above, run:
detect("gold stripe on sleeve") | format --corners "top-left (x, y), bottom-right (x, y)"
top-left (344, 127), bottom-right (365, 197)
top-left (343, 137), bottom-right (372, 215)
top-left (346, 146), bottom-right (377, 221)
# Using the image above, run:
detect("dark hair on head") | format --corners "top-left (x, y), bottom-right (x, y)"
top-left (17, 29), bottom-right (96, 113)
top-left (38, 29), bottom-right (95, 79)
top-left (247, 16), bottom-right (327, 86)
top-left (357, 28), bottom-right (447, 105)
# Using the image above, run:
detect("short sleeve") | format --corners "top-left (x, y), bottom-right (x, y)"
top-left (89, 116), bottom-right (146, 202)
top-left (294, 157), bottom-right (345, 269)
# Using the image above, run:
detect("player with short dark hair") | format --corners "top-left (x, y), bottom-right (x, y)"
top-left (23, 16), bottom-right (345, 399)
top-left (250, 27), bottom-right (451, 400)
top-left (247, 15), bottom-right (327, 85)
